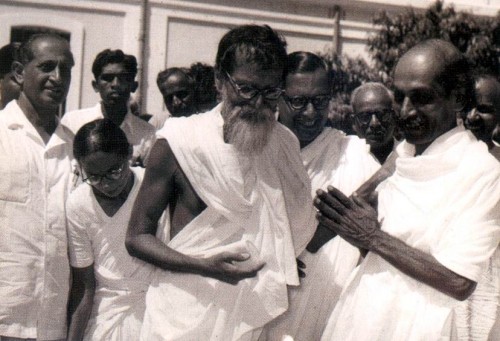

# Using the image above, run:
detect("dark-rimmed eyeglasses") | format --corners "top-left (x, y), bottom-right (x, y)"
top-left (82, 164), bottom-right (126, 186)
top-left (225, 72), bottom-right (283, 101)
top-left (353, 109), bottom-right (394, 126)
top-left (283, 94), bottom-right (331, 111)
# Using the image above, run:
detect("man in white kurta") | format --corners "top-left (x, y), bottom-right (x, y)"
top-left (315, 39), bottom-right (500, 341)
top-left (62, 103), bottom-right (155, 166)
top-left (0, 34), bottom-right (74, 340)
top-left (67, 167), bottom-right (155, 341)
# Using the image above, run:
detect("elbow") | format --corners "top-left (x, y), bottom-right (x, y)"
top-left (125, 235), bottom-right (140, 258)
top-left (451, 278), bottom-right (477, 301)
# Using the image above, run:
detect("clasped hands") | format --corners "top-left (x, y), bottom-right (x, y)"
top-left (313, 185), bottom-right (381, 251)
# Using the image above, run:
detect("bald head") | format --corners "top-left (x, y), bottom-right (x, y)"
top-left (351, 82), bottom-right (395, 149)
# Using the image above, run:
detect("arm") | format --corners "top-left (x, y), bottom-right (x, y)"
top-left (314, 186), bottom-right (476, 301)
top-left (352, 149), bottom-right (398, 208)
top-left (125, 139), bottom-right (264, 284)
top-left (67, 265), bottom-right (96, 341)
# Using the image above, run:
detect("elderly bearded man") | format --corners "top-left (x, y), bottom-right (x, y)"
top-left (126, 25), bottom-right (315, 341)
top-left (316, 39), bottom-right (500, 341)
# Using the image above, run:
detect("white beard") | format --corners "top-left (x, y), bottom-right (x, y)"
top-left (224, 109), bottom-right (276, 155)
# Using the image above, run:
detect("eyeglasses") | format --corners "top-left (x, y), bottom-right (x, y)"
top-left (353, 109), bottom-right (394, 126)
top-left (81, 164), bottom-right (126, 185)
top-left (283, 94), bottom-right (331, 111)
top-left (225, 72), bottom-right (283, 101)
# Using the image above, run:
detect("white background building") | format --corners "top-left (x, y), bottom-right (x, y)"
top-left (0, 0), bottom-right (498, 116)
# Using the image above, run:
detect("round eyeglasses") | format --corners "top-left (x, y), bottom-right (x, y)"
top-left (353, 109), bottom-right (394, 126)
top-left (283, 94), bottom-right (331, 111)
top-left (82, 164), bottom-right (126, 186)
top-left (225, 72), bottom-right (283, 101)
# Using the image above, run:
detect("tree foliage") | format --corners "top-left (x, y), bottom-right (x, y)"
top-left (320, 0), bottom-right (500, 105)
top-left (369, 0), bottom-right (500, 79)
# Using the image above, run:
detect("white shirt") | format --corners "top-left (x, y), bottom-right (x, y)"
top-left (0, 101), bottom-right (74, 340)
top-left (62, 103), bottom-right (156, 166)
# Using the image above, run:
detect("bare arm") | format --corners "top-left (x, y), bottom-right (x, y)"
top-left (67, 265), bottom-right (96, 341)
top-left (125, 139), bottom-right (264, 284)
top-left (314, 186), bottom-right (476, 301)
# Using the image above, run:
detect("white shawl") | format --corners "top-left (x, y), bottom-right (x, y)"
top-left (141, 105), bottom-right (316, 341)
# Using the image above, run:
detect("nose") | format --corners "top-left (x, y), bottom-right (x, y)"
top-left (252, 92), bottom-right (265, 109)
top-left (302, 102), bottom-right (316, 119)
top-left (467, 109), bottom-right (481, 122)
top-left (399, 97), bottom-right (416, 120)
top-left (172, 95), bottom-right (183, 107)
top-left (368, 114), bottom-right (381, 127)
top-left (110, 76), bottom-right (120, 87)
top-left (50, 64), bottom-right (62, 83)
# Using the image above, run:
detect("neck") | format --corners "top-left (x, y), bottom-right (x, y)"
top-left (371, 139), bottom-right (394, 163)
top-left (17, 93), bottom-right (58, 137)
top-left (101, 101), bottom-right (128, 126)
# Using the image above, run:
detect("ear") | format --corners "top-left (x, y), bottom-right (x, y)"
top-left (91, 80), bottom-right (99, 93)
top-left (450, 88), bottom-right (466, 113)
top-left (12, 61), bottom-right (24, 85)
top-left (214, 71), bottom-right (225, 93)
top-left (131, 81), bottom-right (138, 93)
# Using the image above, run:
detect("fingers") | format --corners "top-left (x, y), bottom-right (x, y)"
top-left (226, 252), bottom-right (250, 262)
top-left (351, 192), bottom-right (369, 209)
top-left (296, 258), bottom-right (306, 269)
top-left (326, 186), bottom-right (353, 208)
top-left (314, 195), bottom-right (344, 223)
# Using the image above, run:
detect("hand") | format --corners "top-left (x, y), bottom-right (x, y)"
top-left (297, 258), bottom-right (306, 279)
top-left (314, 185), bottom-right (380, 250)
top-left (205, 250), bottom-right (266, 285)
top-left (306, 223), bottom-right (337, 253)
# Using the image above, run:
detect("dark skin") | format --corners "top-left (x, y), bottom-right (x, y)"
top-left (125, 59), bottom-right (285, 284)
top-left (314, 186), bottom-right (476, 301)
top-left (314, 45), bottom-right (477, 301)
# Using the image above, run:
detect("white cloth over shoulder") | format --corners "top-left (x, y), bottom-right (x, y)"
top-left (260, 127), bottom-right (380, 341)
top-left (141, 104), bottom-right (316, 341)
top-left (67, 168), bottom-right (155, 341)
top-left (321, 126), bottom-right (500, 341)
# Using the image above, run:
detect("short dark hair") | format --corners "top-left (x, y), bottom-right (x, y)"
top-left (18, 33), bottom-right (71, 65)
top-left (0, 42), bottom-right (21, 76)
top-left (73, 118), bottom-right (130, 161)
top-left (215, 24), bottom-right (287, 79)
top-left (285, 51), bottom-right (332, 88)
top-left (92, 49), bottom-right (138, 80)
top-left (408, 39), bottom-right (475, 114)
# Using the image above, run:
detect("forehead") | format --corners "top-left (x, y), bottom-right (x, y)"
top-left (100, 63), bottom-right (129, 74)
top-left (230, 61), bottom-right (282, 88)
top-left (393, 50), bottom-right (443, 92)
top-left (285, 69), bottom-right (329, 93)
top-left (165, 72), bottom-right (191, 87)
top-left (29, 37), bottom-right (74, 65)
top-left (353, 88), bottom-right (392, 112)
top-left (80, 151), bottom-right (125, 173)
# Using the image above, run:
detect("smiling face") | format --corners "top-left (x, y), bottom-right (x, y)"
top-left (393, 48), bottom-right (460, 155)
top-left (80, 151), bottom-right (132, 198)
top-left (464, 77), bottom-right (500, 145)
top-left (92, 63), bottom-right (137, 107)
top-left (352, 86), bottom-right (395, 149)
top-left (17, 36), bottom-right (74, 112)
top-left (278, 68), bottom-right (330, 148)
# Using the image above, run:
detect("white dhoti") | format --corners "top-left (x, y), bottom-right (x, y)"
top-left (141, 105), bottom-right (316, 341)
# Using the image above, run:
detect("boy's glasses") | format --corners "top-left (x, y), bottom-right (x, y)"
top-left (225, 72), bottom-right (283, 101)
top-left (283, 94), bottom-right (331, 111)
top-left (82, 164), bottom-right (125, 185)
